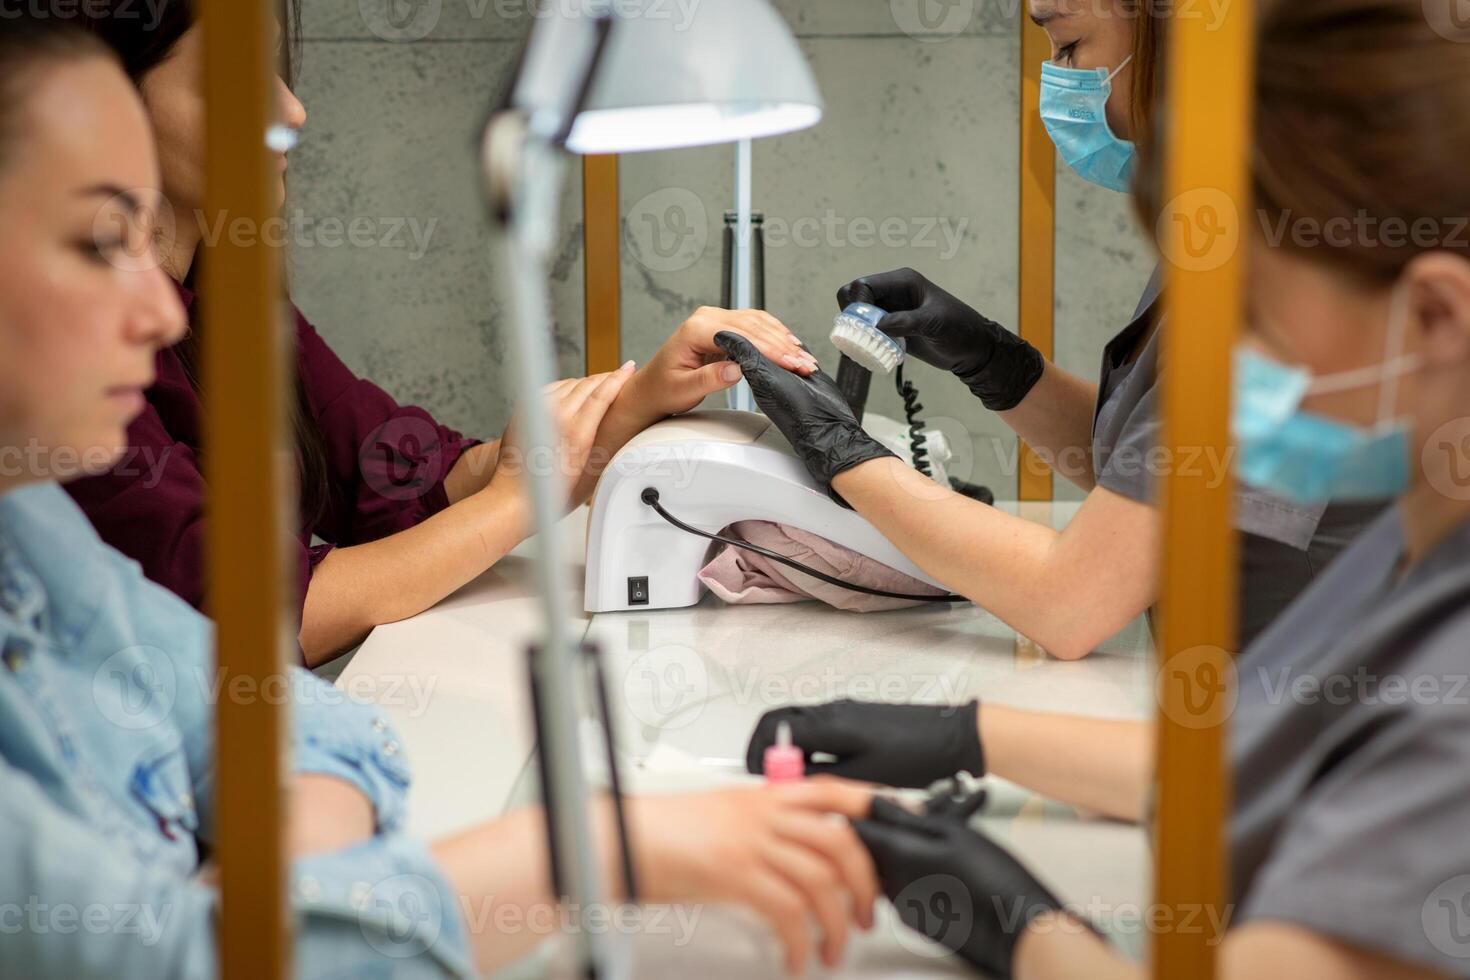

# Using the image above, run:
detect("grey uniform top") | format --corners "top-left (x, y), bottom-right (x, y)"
top-left (1229, 508), bottom-right (1470, 974)
top-left (1090, 269), bottom-right (1384, 647)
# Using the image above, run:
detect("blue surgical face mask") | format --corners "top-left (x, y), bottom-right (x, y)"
top-left (1232, 290), bottom-right (1421, 504)
top-left (1039, 55), bottom-right (1135, 193)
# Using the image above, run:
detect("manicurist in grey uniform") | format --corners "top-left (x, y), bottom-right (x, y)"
top-left (735, 0), bottom-right (1470, 976)
top-left (725, 0), bottom-right (1379, 661)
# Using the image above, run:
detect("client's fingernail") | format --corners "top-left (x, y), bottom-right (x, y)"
top-left (621, 359), bottom-right (636, 371)
top-left (721, 363), bottom-right (741, 383)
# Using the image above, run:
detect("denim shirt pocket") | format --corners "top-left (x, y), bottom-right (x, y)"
top-left (130, 740), bottom-right (201, 844)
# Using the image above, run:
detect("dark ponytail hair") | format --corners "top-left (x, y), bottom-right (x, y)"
top-left (76, 0), bottom-right (330, 529)
top-left (77, 0), bottom-right (302, 85)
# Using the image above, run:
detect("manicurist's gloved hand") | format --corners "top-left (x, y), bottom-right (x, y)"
top-left (632, 306), bottom-right (820, 422)
top-left (853, 797), bottom-right (1074, 979)
top-left (714, 331), bottom-right (896, 505)
top-left (838, 268), bottom-right (1045, 411)
top-left (746, 700), bottom-right (984, 788)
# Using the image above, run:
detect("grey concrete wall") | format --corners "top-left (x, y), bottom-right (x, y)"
top-left (290, 0), bottom-right (1154, 498)
top-left (289, 2), bottom-right (588, 440)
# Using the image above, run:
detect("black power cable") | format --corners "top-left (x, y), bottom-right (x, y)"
top-left (641, 488), bottom-right (968, 604)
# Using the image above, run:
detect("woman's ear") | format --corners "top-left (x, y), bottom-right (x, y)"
top-left (1405, 252), bottom-right (1470, 369)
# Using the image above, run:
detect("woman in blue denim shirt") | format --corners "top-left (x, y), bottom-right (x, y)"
top-left (0, 21), bottom-right (878, 978)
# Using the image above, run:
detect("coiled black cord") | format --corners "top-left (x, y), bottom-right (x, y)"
top-left (896, 364), bottom-right (931, 478)
top-left (894, 366), bottom-right (996, 506)
top-left (641, 488), bottom-right (967, 604)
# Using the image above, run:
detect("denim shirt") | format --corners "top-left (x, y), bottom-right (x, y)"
top-left (0, 483), bottom-right (475, 978)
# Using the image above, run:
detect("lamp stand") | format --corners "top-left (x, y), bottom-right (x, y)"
top-left (483, 109), bottom-right (628, 980)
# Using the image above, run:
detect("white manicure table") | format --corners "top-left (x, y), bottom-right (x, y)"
top-left (337, 502), bottom-right (1153, 978)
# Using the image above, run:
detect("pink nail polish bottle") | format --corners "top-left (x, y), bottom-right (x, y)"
top-left (764, 721), bottom-right (805, 784)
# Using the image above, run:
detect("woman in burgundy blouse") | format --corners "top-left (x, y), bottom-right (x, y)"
top-left (70, 3), bottom-right (819, 665)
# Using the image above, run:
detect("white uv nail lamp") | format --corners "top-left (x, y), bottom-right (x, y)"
top-left (583, 409), bottom-right (947, 612)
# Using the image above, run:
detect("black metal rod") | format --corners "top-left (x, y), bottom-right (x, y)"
top-left (551, 13), bottom-right (615, 149)
top-left (526, 646), bottom-right (566, 899)
top-left (753, 215), bottom-right (766, 310)
top-left (720, 218), bottom-right (734, 309)
top-left (585, 641), bottom-right (639, 902)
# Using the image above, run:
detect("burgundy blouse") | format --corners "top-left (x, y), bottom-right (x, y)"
top-left (65, 284), bottom-right (480, 618)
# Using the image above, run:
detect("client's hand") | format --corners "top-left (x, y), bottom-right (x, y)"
top-left (713, 331), bottom-right (896, 506)
top-left (632, 778), bottom-right (879, 975)
top-left (491, 364), bottom-right (636, 523)
top-left (624, 307), bottom-right (819, 425)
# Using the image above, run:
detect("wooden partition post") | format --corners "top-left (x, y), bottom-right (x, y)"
top-left (583, 154), bottom-right (622, 374)
top-left (1017, 16), bottom-right (1057, 503)
top-left (1152, 1), bottom-right (1254, 976)
top-left (201, 0), bottom-right (291, 977)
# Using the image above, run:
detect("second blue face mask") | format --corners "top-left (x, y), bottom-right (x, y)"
top-left (1231, 291), bottom-right (1420, 504)
top-left (1039, 56), bottom-right (1136, 193)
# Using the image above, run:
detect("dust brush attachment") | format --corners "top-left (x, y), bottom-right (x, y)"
top-left (829, 302), bottom-right (904, 375)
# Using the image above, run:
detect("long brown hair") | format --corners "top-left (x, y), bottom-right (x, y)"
top-left (77, 0), bottom-right (330, 527)
top-left (1122, 0), bottom-right (1166, 140)
top-left (1252, 0), bottom-right (1470, 282)
top-left (1135, 0), bottom-right (1470, 284)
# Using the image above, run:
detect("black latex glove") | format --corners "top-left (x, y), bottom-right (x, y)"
top-left (745, 699), bottom-right (984, 788)
top-left (854, 797), bottom-right (1070, 979)
top-left (838, 268), bottom-right (1045, 411)
top-left (714, 331), bottom-right (896, 506)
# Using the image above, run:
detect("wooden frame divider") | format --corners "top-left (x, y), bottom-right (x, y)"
top-left (583, 154), bottom-right (622, 374)
top-left (1152, 2), bottom-right (1254, 975)
top-left (202, 1), bottom-right (291, 976)
top-left (1017, 15), bottom-right (1058, 504)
